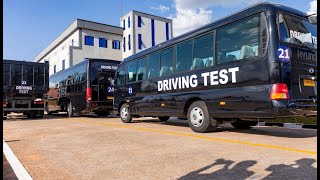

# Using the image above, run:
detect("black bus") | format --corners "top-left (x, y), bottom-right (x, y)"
top-left (113, 2), bottom-right (317, 133)
top-left (46, 58), bottom-right (120, 117)
top-left (3, 60), bottom-right (49, 119)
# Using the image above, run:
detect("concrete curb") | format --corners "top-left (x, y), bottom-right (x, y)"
top-left (256, 122), bottom-right (317, 129)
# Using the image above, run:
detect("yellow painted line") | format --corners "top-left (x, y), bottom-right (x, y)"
top-left (65, 118), bottom-right (317, 155)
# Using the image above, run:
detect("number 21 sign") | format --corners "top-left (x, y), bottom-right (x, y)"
top-left (277, 45), bottom-right (290, 62)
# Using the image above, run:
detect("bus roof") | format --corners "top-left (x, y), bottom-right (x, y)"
top-left (122, 2), bottom-right (306, 64)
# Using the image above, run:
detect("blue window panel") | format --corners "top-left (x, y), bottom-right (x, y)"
top-left (117, 41), bottom-right (121, 49)
top-left (128, 16), bottom-right (130, 28)
top-left (99, 38), bottom-right (107, 48)
top-left (138, 16), bottom-right (142, 27)
top-left (166, 22), bottom-right (169, 41)
top-left (128, 34), bottom-right (131, 50)
top-left (53, 65), bottom-right (56, 74)
top-left (85, 36), bottom-right (94, 46)
top-left (151, 19), bottom-right (155, 46)
top-left (123, 19), bottom-right (125, 30)
top-left (113, 40), bottom-right (120, 50)
top-left (138, 34), bottom-right (142, 50)
top-left (123, 37), bottom-right (126, 52)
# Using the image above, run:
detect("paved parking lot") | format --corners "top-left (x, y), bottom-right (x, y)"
top-left (3, 114), bottom-right (317, 180)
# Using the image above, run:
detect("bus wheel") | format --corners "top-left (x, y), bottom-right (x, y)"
top-left (120, 104), bottom-right (132, 123)
top-left (231, 120), bottom-right (258, 129)
top-left (158, 116), bottom-right (170, 121)
top-left (187, 101), bottom-right (213, 133)
top-left (67, 101), bottom-right (73, 118)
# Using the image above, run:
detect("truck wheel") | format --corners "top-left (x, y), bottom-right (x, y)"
top-left (231, 120), bottom-right (258, 129)
top-left (120, 104), bottom-right (132, 123)
top-left (27, 111), bottom-right (36, 119)
top-left (67, 101), bottom-right (73, 118)
top-left (158, 116), bottom-right (170, 121)
top-left (38, 110), bottom-right (44, 118)
top-left (187, 101), bottom-right (216, 133)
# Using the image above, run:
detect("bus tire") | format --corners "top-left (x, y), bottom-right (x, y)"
top-left (187, 101), bottom-right (214, 133)
top-left (67, 101), bottom-right (73, 118)
top-left (158, 116), bottom-right (170, 121)
top-left (38, 110), bottom-right (44, 118)
top-left (120, 104), bottom-right (132, 123)
top-left (231, 120), bottom-right (258, 129)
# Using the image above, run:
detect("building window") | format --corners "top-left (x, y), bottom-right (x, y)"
top-left (85, 36), bottom-right (94, 46)
top-left (166, 22), bottom-right (169, 40)
top-left (128, 16), bottom-right (130, 28)
top-left (123, 19), bottom-right (125, 30)
top-left (123, 37), bottom-right (126, 52)
top-left (53, 65), bottom-right (56, 74)
top-left (128, 34), bottom-right (131, 50)
top-left (99, 38), bottom-right (107, 48)
top-left (113, 40), bottom-right (121, 50)
top-left (151, 19), bottom-right (155, 46)
top-left (62, 60), bottom-right (65, 70)
top-left (138, 16), bottom-right (142, 27)
top-left (138, 34), bottom-right (142, 49)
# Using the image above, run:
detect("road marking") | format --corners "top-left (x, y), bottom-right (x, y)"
top-left (3, 138), bottom-right (33, 180)
top-left (65, 118), bottom-right (317, 155)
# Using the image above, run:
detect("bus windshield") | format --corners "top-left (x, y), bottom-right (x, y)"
top-left (278, 13), bottom-right (317, 50)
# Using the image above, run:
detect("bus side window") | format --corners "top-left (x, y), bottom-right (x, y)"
top-left (160, 47), bottom-right (174, 76)
top-left (148, 51), bottom-right (160, 79)
top-left (116, 66), bottom-right (126, 86)
top-left (193, 32), bottom-right (214, 68)
top-left (137, 58), bottom-right (147, 81)
top-left (216, 14), bottom-right (260, 65)
top-left (127, 60), bottom-right (137, 83)
top-left (176, 39), bottom-right (193, 72)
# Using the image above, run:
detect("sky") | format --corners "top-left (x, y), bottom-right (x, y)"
top-left (3, 0), bottom-right (317, 61)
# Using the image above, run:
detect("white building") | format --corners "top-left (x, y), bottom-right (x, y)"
top-left (34, 11), bottom-right (173, 76)
top-left (34, 19), bottom-right (123, 76)
top-left (120, 11), bottom-right (173, 59)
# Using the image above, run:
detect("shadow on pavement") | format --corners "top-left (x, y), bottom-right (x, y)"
top-left (132, 118), bottom-right (317, 138)
top-left (178, 158), bottom-right (316, 180)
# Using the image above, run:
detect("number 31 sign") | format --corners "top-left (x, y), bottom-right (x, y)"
top-left (277, 45), bottom-right (290, 62)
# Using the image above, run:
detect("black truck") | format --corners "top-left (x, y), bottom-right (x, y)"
top-left (3, 60), bottom-right (49, 119)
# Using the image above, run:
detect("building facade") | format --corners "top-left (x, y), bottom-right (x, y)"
top-left (120, 11), bottom-right (173, 59)
top-left (34, 19), bottom-right (123, 76)
top-left (34, 11), bottom-right (173, 76)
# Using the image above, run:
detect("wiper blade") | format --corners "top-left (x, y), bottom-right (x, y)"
top-left (289, 37), bottom-right (315, 51)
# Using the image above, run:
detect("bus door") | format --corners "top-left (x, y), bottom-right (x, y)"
top-left (278, 13), bottom-right (317, 102)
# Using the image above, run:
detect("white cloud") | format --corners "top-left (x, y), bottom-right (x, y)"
top-left (170, 0), bottom-right (262, 37)
top-left (307, 0), bottom-right (317, 15)
top-left (151, 5), bottom-right (170, 13)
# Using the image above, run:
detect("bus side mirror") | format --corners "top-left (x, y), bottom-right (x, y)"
top-left (308, 15), bottom-right (317, 24)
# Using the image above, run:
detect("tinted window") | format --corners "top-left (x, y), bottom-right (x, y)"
top-left (14, 64), bottom-right (22, 85)
top-left (148, 51), bottom-right (160, 79)
top-left (85, 36), bottom-right (94, 46)
top-left (278, 13), bottom-right (317, 49)
top-left (37, 66), bottom-right (45, 86)
top-left (216, 14), bottom-right (260, 64)
top-left (160, 47), bottom-right (173, 77)
top-left (194, 33), bottom-right (214, 68)
top-left (3, 64), bottom-right (10, 85)
top-left (116, 66), bottom-right (126, 86)
top-left (23, 65), bottom-right (33, 86)
top-left (176, 39), bottom-right (193, 72)
top-left (127, 60), bottom-right (137, 83)
top-left (137, 58), bottom-right (147, 81)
